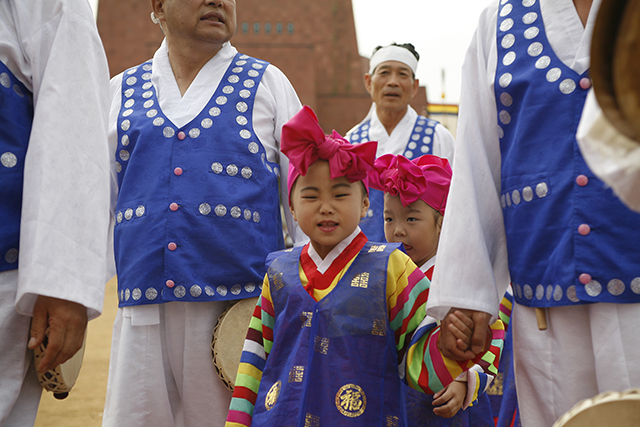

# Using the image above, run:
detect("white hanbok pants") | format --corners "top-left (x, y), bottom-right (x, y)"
top-left (0, 270), bottom-right (42, 427)
top-left (513, 302), bottom-right (640, 427)
top-left (102, 300), bottom-right (233, 427)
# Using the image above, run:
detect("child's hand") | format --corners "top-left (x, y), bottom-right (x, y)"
top-left (445, 310), bottom-right (474, 351)
top-left (431, 380), bottom-right (467, 418)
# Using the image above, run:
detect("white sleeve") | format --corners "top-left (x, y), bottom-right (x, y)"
top-left (426, 4), bottom-right (510, 321)
top-left (253, 65), bottom-right (307, 245)
top-left (15, 0), bottom-right (112, 320)
top-left (576, 90), bottom-right (640, 213)
top-left (433, 123), bottom-right (456, 164)
top-left (106, 74), bottom-right (124, 282)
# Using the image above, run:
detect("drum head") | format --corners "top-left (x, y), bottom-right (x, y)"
top-left (553, 389), bottom-right (640, 427)
top-left (211, 297), bottom-right (258, 390)
top-left (592, 0), bottom-right (640, 141)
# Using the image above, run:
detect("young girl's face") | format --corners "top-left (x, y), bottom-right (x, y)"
top-left (290, 160), bottom-right (369, 259)
top-left (383, 193), bottom-right (442, 268)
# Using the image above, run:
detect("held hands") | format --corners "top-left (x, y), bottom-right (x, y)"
top-left (438, 308), bottom-right (492, 361)
top-left (432, 380), bottom-right (467, 418)
top-left (27, 296), bottom-right (87, 373)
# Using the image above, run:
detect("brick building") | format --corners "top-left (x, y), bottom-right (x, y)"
top-left (97, 0), bottom-right (432, 134)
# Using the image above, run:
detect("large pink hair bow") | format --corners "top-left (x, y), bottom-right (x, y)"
top-left (368, 154), bottom-right (452, 214)
top-left (282, 106), bottom-right (378, 201)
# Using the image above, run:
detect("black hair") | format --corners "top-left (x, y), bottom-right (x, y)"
top-left (371, 43), bottom-right (420, 61)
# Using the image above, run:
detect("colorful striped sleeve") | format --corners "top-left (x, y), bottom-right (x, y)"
top-left (385, 250), bottom-right (506, 395)
top-left (225, 274), bottom-right (274, 427)
top-left (462, 287), bottom-right (514, 408)
top-left (498, 285), bottom-right (514, 331)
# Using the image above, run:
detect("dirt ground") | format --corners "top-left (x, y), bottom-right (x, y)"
top-left (34, 277), bottom-right (118, 427)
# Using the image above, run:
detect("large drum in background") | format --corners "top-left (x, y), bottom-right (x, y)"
top-left (591, 0), bottom-right (640, 143)
top-left (211, 297), bottom-right (259, 391)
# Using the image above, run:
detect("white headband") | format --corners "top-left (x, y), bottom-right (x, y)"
top-left (368, 45), bottom-right (418, 75)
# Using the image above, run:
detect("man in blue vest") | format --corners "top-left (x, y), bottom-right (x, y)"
top-left (428, 0), bottom-right (640, 425)
top-left (0, 0), bottom-right (111, 424)
top-left (102, 0), bottom-right (302, 426)
top-left (346, 43), bottom-right (455, 242)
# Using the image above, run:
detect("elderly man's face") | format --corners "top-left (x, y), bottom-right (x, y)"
top-left (365, 61), bottom-right (419, 115)
top-left (153, 0), bottom-right (237, 48)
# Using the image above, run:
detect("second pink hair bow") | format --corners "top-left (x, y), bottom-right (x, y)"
top-left (368, 154), bottom-right (452, 214)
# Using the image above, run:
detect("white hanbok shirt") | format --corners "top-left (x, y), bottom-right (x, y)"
top-left (0, 0), bottom-right (111, 320)
top-left (426, 0), bottom-right (601, 320)
top-left (348, 104), bottom-right (456, 163)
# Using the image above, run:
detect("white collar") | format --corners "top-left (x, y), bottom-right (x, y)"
top-left (307, 227), bottom-right (362, 274)
top-left (419, 255), bottom-right (436, 275)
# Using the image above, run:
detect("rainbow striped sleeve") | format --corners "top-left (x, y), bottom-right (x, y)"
top-left (498, 285), bottom-right (514, 331)
top-left (391, 254), bottom-right (506, 395)
top-left (226, 274), bottom-right (274, 427)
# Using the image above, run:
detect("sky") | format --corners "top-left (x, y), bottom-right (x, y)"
top-left (351, 0), bottom-right (491, 104)
top-left (88, 0), bottom-right (490, 104)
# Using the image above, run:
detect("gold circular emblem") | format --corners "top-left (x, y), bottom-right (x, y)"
top-left (265, 381), bottom-right (281, 411)
top-left (335, 384), bottom-right (366, 418)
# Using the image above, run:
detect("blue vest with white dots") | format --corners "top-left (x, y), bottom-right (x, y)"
top-left (495, 0), bottom-right (640, 307)
top-left (114, 53), bottom-right (284, 306)
top-left (347, 116), bottom-right (438, 242)
top-left (0, 62), bottom-right (33, 272)
top-left (253, 242), bottom-right (406, 426)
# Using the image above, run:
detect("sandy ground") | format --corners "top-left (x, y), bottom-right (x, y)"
top-left (34, 277), bottom-right (118, 427)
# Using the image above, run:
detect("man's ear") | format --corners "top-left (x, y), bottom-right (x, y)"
top-left (150, 0), bottom-right (165, 23)
top-left (411, 77), bottom-right (420, 99)
top-left (364, 73), bottom-right (373, 95)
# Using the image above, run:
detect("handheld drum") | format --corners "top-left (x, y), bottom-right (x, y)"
top-left (211, 297), bottom-right (259, 391)
top-left (33, 330), bottom-right (87, 400)
top-left (553, 389), bottom-right (640, 427)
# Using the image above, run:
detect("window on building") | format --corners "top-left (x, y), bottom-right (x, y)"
top-left (287, 23), bottom-right (294, 34)
top-left (276, 23), bottom-right (283, 34)
top-left (265, 23), bottom-right (272, 34)
top-left (241, 22), bottom-right (248, 34)
top-left (253, 22), bottom-right (260, 34)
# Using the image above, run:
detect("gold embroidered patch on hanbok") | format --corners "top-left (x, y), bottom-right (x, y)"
top-left (335, 384), bottom-right (367, 417)
top-left (351, 272), bottom-right (369, 288)
top-left (314, 336), bottom-right (329, 355)
top-left (265, 381), bottom-right (281, 410)
top-left (304, 413), bottom-right (320, 427)
top-left (372, 319), bottom-right (386, 336)
top-left (272, 272), bottom-right (285, 291)
top-left (487, 372), bottom-right (504, 395)
top-left (368, 245), bottom-right (386, 252)
top-left (386, 415), bottom-right (399, 426)
top-left (300, 311), bottom-right (313, 327)
top-left (289, 366), bottom-right (305, 383)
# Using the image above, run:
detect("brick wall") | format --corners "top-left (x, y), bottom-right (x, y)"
top-left (97, 0), bottom-right (428, 134)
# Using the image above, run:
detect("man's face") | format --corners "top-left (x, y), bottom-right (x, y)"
top-left (364, 60), bottom-right (419, 114)
top-left (153, 0), bottom-right (237, 48)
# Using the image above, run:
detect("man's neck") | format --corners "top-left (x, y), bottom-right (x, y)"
top-left (375, 106), bottom-right (408, 135)
top-left (573, 0), bottom-right (593, 27)
top-left (166, 39), bottom-right (224, 96)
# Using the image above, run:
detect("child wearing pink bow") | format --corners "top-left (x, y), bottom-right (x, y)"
top-left (225, 107), bottom-right (504, 427)
top-left (369, 154), bottom-right (511, 426)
